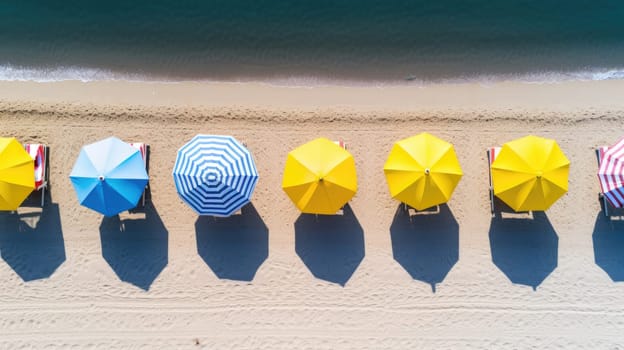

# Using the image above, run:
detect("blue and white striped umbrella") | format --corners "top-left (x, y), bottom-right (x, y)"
top-left (172, 135), bottom-right (258, 216)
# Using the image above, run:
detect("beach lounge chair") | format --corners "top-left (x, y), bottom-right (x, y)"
top-left (487, 147), bottom-right (501, 214)
top-left (24, 143), bottom-right (49, 207)
top-left (403, 203), bottom-right (441, 219)
top-left (596, 146), bottom-right (621, 217)
top-left (129, 142), bottom-right (149, 207)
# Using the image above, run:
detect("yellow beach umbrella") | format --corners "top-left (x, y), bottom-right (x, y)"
top-left (0, 137), bottom-right (35, 211)
top-left (282, 137), bottom-right (357, 215)
top-left (384, 132), bottom-right (463, 210)
top-left (491, 135), bottom-right (570, 212)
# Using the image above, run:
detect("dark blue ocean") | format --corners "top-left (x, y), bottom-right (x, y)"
top-left (1, 0), bottom-right (623, 83)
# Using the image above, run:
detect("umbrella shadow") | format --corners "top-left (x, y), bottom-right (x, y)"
top-left (0, 202), bottom-right (66, 281)
top-left (592, 213), bottom-right (624, 281)
top-left (99, 203), bottom-right (168, 290)
top-left (489, 211), bottom-right (558, 290)
top-left (195, 203), bottom-right (268, 281)
top-left (294, 204), bottom-right (365, 286)
top-left (390, 204), bottom-right (459, 292)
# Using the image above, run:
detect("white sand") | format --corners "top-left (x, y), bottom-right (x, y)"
top-left (1, 80), bottom-right (624, 349)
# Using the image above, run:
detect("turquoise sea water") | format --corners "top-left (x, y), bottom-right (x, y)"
top-left (1, 0), bottom-right (623, 83)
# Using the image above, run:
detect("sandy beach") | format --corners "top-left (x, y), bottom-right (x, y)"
top-left (2, 79), bottom-right (624, 349)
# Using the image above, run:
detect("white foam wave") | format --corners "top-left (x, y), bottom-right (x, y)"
top-left (0, 65), bottom-right (152, 82)
top-left (466, 69), bottom-right (624, 85)
top-left (1, 64), bottom-right (624, 86)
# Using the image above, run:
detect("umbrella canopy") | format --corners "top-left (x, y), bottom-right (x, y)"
top-left (384, 132), bottom-right (463, 210)
top-left (598, 137), bottom-right (624, 208)
top-left (69, 137), bottom-right (149, 216)
top-left (0, 137), bottom-right (34, 210)
top-left (282, 137), bottom-right (357, 215)
top-left (491, 135), bottom-right (569, 212)
top-left (172, 135), bottom-right (258, 216)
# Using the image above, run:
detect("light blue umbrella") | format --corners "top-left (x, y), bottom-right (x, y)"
top-left (172, 135), bottom-right (258, 216)
top-left (69, 137), bottom-right (149, 216)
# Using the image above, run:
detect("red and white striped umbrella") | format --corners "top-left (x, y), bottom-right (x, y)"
top-left (598, 137), bottom-right (624, 208)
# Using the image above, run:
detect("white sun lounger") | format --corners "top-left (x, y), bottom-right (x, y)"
top-left (596, 146), bottom-right (618, 217)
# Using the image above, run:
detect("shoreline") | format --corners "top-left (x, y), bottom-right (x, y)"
top-left (1, 78), bottom-right (624, 112)
top-left (2, 62), bottom-right (624, 87)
